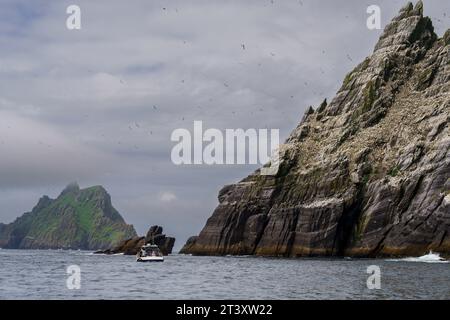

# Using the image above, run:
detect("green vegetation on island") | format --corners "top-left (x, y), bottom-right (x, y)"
top-left (0, 183), bottom-right (137, 250)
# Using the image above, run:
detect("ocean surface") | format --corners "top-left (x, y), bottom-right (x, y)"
top-left (0, 249), bottom-right (448, 300)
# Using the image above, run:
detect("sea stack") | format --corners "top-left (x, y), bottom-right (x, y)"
top-left (181, 2), bottom-right (450, 258)
top-left (95, 225), bottom-right (176, 256)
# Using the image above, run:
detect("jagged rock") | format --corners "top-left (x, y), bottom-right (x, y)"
top-left (118, 237), bottom-right (146, 255)
top-left (181, 2), bottom-right (450, 258)
top-left (145, 225), bottom-right (175, 255)
top-left (145, 225), bottom-right (163, 242)
top-left (96, 225), bottom-right (175, 255)
top-left (301, 106), bottom-right (315, 123)
top-left (179, 236), bottom-right (199, 254)
top-left (316, 99), bottom-right (328, 121)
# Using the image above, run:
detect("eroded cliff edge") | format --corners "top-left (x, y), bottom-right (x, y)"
top-left (181, 2), bottom-right (450, 258)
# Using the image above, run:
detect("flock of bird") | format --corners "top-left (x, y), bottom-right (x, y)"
top-left (2, 1), bottom-right (448, 153)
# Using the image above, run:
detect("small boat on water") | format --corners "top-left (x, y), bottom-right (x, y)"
top-left (136, 244), bottom-right (164, 262)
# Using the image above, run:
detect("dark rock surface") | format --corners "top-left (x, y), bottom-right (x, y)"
top-left (181, 2), bottom-right (450, 258)
top-left (96, 225), bottom-right (175, 256)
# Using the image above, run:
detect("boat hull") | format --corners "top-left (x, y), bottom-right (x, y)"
top-left (136, 257), bottom-right (164, 262)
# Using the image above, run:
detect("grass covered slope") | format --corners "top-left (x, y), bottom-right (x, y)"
top-left (0, 183), bottom-right (137, 250)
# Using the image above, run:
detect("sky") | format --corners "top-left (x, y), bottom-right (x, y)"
top-left (0, 0), bottom-right (448, 250)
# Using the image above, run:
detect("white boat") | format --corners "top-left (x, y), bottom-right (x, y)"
top-left (387, 250), bottom-right (448, 263)
top-left (136, 244), bottom-right (164, 262)
top-left (401, 251), bottom-right (447, 263)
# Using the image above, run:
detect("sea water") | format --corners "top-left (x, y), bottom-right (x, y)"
top-left (0, 249), bottom-right (448, 299)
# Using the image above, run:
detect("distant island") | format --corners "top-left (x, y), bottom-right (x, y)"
top-left (0, 183), bottom-right (137, 250)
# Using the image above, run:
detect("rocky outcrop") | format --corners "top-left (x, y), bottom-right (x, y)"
top-left (181, 2), bottom-right (450, 258)
top-left (180, 236), bottom-right (199, 254)
top-left (0, 183), bottom-right (137, 250)
top-left (95, 225), bottom-right (175, 255)
top-left (145, 225), bottom-right (176, 254)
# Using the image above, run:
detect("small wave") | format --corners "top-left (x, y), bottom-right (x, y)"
top-left (84, 251), bottom-right (105, 255)
top-left (387, 251), bottom-right (448, 263)
top-left (87, 252), bottom-right (124, 256)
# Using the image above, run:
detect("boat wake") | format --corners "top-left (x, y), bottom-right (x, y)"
top-left (387, 251), bottom-right (448, 263)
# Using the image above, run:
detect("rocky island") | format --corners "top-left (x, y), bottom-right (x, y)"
top-left (181, 2), bottom-right (450, 258)
top-left (0, 183), bottom-right (137, 250)
top-left (95, 225), bottom-right (175, 256)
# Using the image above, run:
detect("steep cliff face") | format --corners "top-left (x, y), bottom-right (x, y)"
top-left (0, 183), bottom-right (137, 250)
top-left (181, 2), bottom-right (450, 258)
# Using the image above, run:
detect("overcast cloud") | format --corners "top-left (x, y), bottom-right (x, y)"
top-left (0, 0), bottom-right (448, 250)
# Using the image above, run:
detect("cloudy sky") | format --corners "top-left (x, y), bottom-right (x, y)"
top-left (0, 0), bottom-right (448, 250)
